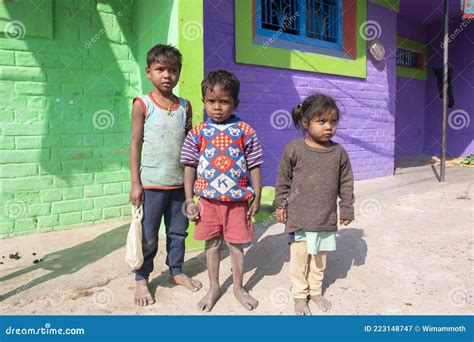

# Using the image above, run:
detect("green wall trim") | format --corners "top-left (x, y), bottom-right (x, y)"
top-left (177, 0), bottom-right (204, 250)
top-left (396, 36), bottom-right (427, 80)
top-left (235, 0), bottom-right (367, 79)
top-left (178, 0), bottom-right (204, 124)
top-left (370, 0), bottom-right (400, 12)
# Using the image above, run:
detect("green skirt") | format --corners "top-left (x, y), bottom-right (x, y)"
top-left (294, 230), bottom-right (336, 255)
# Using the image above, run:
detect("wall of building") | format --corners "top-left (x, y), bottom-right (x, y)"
top-left (204, 1), bottom-right (397, 183)
top-left (394, 18), bottom-right (427, 159)
top-left (0, 0), bottom-right (205, 239)
top-left (423, 18), bottom-right (474, 158)
top-left (0, 0), bottom-right (142, 236)
top-left (135, 0), bottom-right (176, 93)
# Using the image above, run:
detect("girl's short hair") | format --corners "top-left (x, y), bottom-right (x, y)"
top-left (201, 70), bottom-right (240, 101)
top-left (146, 44), bottom-right (182, 69)
top-left (291, 93), bottom-right (340, 130)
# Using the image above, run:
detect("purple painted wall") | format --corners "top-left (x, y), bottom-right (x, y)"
top-left (424, 18), bottom-right (474, 157)
top-left (395, 77), bottom-right (427, 158)
top-left (203, 1), bottom-right (397, 184)
top-left (397, 16), bottom-right (426, 42)
top-left (398, 0), bottom-right (461, 25)
top-left (395, 17), bottom-right (427, 159)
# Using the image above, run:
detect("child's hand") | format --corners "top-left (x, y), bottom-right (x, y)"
top-left (276, 208), bottom-right (287, 223)
top-left (184, 199), bottom-right (200, 221)
top-left (129, 184), bottom-right (143, 206)
top-left (340, 219), bottom-right (352, 226)
top-left (247, 200), bottom-right (260, 219)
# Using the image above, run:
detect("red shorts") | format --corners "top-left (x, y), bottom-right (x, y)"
top-left (194, 198), bottom-right (254, 244)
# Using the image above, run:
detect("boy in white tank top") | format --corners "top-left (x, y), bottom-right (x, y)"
top-left (129, 44), bottom-right (202, 306)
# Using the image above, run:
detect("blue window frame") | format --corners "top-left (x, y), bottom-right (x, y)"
top-left (256, 0), bottom-right (343, 51)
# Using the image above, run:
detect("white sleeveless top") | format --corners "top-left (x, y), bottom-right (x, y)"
top-left (134, 93), bottom-right (189, 188)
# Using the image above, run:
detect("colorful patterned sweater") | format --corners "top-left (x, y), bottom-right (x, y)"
top-left (180, 116), bottom-right (263, 202)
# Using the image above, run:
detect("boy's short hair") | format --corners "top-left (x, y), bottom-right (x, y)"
top-left (201, 70), bottom-right (240, 101)
top-left (146, 44), bottom-right (182, 69)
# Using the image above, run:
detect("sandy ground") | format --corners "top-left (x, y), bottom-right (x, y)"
top-left (1, 165), bottom-right (472, 315)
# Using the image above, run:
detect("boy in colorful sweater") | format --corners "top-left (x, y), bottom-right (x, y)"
top-left (181, 70), bottom-right (263, 312)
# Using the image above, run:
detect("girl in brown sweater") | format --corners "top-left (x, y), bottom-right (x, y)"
top-left (274, 93), bottom-right (355, 315)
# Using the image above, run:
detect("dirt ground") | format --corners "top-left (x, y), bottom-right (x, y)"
top-left (1, 165), bottom-right (472, 315)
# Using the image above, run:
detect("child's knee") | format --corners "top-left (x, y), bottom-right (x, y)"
top-left (225, 240), bottom-right (244, 253)
top-left (142, 234), bottom-right (158, 252)
top-left (205, 236), bottom-right (223, 250)
top-left (167, 226), bottom-right (188, 239)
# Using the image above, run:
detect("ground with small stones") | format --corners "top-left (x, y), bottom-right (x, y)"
top-left (1, 166), bottom-right (472, 315)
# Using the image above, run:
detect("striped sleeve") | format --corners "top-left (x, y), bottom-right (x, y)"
top-left (180, 130), bottom-right (199, 167)
top-left (244, 130), bottom-right (263, 169)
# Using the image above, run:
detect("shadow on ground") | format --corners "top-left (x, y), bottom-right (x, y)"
top-left (0, 224), bottom-right (128, 302)
top-left (324, 228), bottom-right (367, 292)
top-left (0, 222), bottom-right (367, 304)
top-left (149, 224), bottom-right (367, 299)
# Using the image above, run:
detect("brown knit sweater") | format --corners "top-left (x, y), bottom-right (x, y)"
top-left (273, 138), bottom-right (355, 233)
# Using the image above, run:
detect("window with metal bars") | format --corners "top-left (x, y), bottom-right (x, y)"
top-left (396, 48), bottom-right (423, 68)
top-left (256, 0), bottom-right (342, 50)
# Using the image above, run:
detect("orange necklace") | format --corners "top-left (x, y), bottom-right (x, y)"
top-left (152, 93), bottom-right (177, 116)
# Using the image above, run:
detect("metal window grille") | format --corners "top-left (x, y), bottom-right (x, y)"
top-left (396, 48), bottom-right (421, 68)
top-left (261, 0), bottom-right (300, 35)
top-left (305, 0), bottom-right (339, 43)
top-left (258, 0), bottom-right (341, 47)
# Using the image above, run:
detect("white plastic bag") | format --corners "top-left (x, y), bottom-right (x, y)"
top-left (125, 205), bottom-right (144, 270)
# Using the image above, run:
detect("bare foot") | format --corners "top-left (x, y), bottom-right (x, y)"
top-left (169, 273), bottom-right (202, 292)
top-left (135, 279), bottom-right (155, 306)
top-left (198, 286), bottom-right (221, 312)
top-left (233, 286), bottom-right (259, 310)
top-left (294, 298), bottom-right (312, 315)
top-left (311, 294), bottom-right (332, 312)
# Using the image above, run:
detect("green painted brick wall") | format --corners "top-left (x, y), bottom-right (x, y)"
top-left (0, 0), bottom-right (142, 237)
top-left (1, 0), bottom-right (205, 249)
